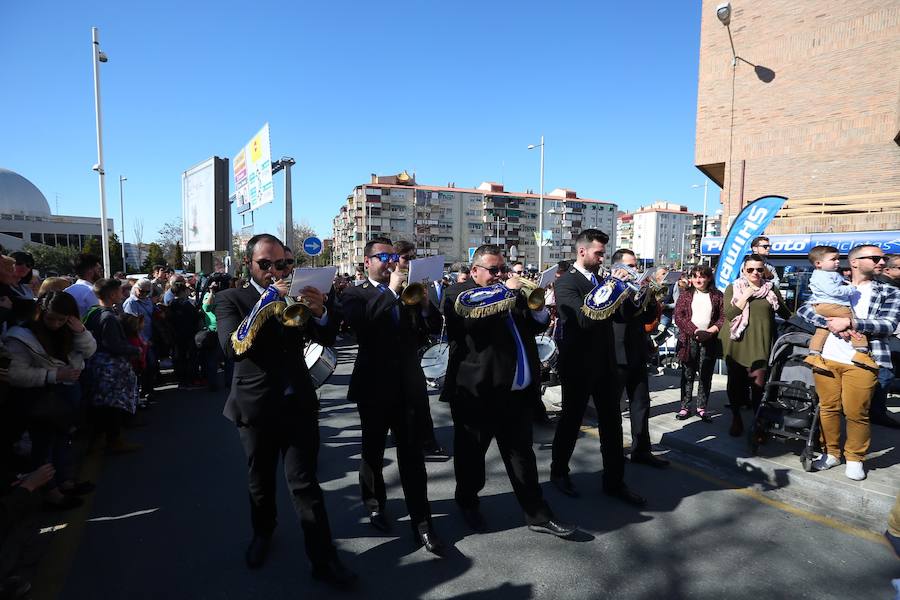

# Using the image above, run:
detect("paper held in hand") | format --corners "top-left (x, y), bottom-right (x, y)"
top-left (289, 267), bottom-right (338, 296)
top-left (408, 255), bottom-right (444, 285)
top-left (538, 265), bottom-right (557, 289)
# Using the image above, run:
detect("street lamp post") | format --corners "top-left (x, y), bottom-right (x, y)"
top-left (119, 175), bottom-right (127, 272)
top-left (692, 180), bottom-right (709, 264)
top-left (528, 136), bottom-right (544, 269)
top-left (91, 27), bottom-right (111, 277)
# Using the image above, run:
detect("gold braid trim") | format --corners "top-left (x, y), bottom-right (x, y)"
top-left (230, 300), bottom-right (286, 356)
top-left (454, 296), bottom-right (517, 319)
top-left (581, 295), bottom-right (630, 321)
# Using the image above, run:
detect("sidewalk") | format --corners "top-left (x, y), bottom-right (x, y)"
top-left (543, 371), bottom-right (900, 533)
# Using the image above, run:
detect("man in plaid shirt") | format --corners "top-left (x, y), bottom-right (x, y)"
top-left (798, 244), bottom-right (900, 481)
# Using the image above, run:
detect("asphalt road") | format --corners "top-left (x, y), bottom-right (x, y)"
top-left (50, 340), bottom-right (899, 599)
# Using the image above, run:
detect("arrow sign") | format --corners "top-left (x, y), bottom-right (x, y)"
top-left (303, 236), bottom-right (323, 256)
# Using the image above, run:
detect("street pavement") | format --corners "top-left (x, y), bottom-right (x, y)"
top-left (42, 339), bottom-right (900, 599)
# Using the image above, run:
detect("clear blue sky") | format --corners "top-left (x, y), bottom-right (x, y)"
top-left (1, 1), bottom-right (709, 248)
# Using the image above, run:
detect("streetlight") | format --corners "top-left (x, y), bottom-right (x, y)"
top-left (494, 214), bottom-right (506, 246)
top-left (119, 175), bottom-right (127, 272)
top-left (91, 27), bottom-right (111, 277)
top-left (527, 136), bottom-right (544, 269)
top-left (692, 181), bottom-right (709, 264)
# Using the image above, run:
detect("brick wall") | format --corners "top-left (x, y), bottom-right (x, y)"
top-left (695, 0), bottom-right (900, 233)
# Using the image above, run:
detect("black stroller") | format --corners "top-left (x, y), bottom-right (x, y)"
top-left (747, 318), bottom-right (821, 471)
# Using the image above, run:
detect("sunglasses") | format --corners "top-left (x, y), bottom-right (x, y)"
top-left (755, 244), bottom-right (771, 249)
top-left (855, 255), bottom-right (886, 263)
top-left (367, 252), bottom-right (400, 263)
top-left (745, 267), bottom-right (766, 273)
top-left (474, 264), bottom-right (504, 276)
top-left (284, 258), bottom-right (295, 266)
top-left (254, 259), bottom-right (289, 271)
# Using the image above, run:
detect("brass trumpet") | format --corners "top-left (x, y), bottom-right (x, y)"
top-left (517, 277), bottom-right (546, 311)
top-left (276, 276), bottom-right (311, 327)
top-left (397, 269), bottom-right (427, 306)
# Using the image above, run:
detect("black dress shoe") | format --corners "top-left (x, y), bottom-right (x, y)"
top-left (416, 523), bottom-right (446, 556)
top-left (311, 558), bottom-right (358, 589)
top-left (603, 486), bottom-right (647, 507)
top-left (872, 413), bottom-right (900, 429)
top-left (460, 507), bottom-right (488, 533)
top-left (630, 452), bottom-right (670, 469)
top-left (245, 534), bottom-right (271, 569)
top-left (369, 510), bottom-right (390, 532)
top-left (528, 519), bottom-right (576, 538)
top-left (550, 474), bottom-right (579, 498)
top-left (424, 444), bottom-right (450, 458)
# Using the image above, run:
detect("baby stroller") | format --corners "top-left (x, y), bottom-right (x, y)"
top-left (747, 320), bottom-right (821, 472)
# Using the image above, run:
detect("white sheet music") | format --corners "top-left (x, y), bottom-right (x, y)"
top-left (408, 255), bottom-right (444, 284)
top-left (289, 267), bottom-right (338, 296)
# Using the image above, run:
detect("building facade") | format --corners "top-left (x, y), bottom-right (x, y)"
top-left (630, 202), bottom-right (696, 267)
top-left (332, 173), bottom-right (618, 273)
top-left (695, 1), bottom-right (900, 235)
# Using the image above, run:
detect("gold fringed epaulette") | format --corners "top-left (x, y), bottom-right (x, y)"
top-left (231, 285), bottom-right (286, 356)
top-left (582, 278), bottom-right (634, 321)
top-left (454, 283), bottom-right (518, 319)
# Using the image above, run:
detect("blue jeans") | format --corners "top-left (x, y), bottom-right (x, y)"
top-left (871, 366), bottom-right (894, 418)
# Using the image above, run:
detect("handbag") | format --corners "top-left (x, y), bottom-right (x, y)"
top-left (194, 328), bottom-right (216, 350)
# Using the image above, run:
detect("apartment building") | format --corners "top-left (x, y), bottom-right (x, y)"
top-left (332, 172), bottom-right (618, 273)
top-left (630, 202), bottom-right (697, 267)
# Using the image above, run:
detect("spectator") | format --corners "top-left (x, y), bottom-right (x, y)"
top-left (198, 276), bottom-right (225, 391)
top-left (749, 237), bottom-right (780, 287)
top-left (120, 314), bottom-right (148, 380)
top-left (871, 254), bottom-right (900, 429)
top-left (168, 281), bottom-right (201, 387)
top-left (456, 264), bottom-right (470, 283)
top-left (150, 265), bottom-right (169, 299)
top-left (354, 265), bottom-right (366, 285)
top-left (123, 279), bottom-right (158, 401)
top-left (8, 253), bottom-right (35, 300)
top-left (38, 277), bottom-right (71, 296)
top-left (3, 291), bottom-right (96, 509)
top-left (64, 254), bottom-right (103, 317)
top-left (0, 463), bottom-right (55, 597)
top-left (673, 264), bottom-right (724, 421)
top-left (83, 278), bottom-right (142, 454)
top-left (720, 254), bottom-right (791, 436)
top-left (163, 274), bottom-right (186, 306)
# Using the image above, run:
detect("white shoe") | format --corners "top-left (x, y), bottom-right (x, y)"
top-left (814, 454), bottom-right (840, 471)
top-left (845, 460), bottom-right (866, 481)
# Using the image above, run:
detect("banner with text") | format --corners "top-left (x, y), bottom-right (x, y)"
top-left (233, 123), bottom-right (274, 212)
top-left (712, 195), bottom-right (787, 291)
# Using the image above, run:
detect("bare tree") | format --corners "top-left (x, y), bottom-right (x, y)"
top-left (277, 220), bottom-right (318, 266)
top-left (132, 218), bottom-right (145, 268)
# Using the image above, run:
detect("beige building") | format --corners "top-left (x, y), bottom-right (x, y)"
top-left (332, 173), bottom-right (618, 273)
top-left (695, 0), bottom-right (900, 235)
top-left (631, 202), bottom-right (697, 267)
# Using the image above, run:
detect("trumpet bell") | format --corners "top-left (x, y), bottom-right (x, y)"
top-left (517, 277), bottom-right (546, 311)
top-left (282, 297), bottom-right (311, 327)
top-left (401, 281), bottom-right (426, 306)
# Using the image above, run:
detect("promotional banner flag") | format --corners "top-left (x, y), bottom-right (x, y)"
top-left (713, 195), bottom-right (788, 291)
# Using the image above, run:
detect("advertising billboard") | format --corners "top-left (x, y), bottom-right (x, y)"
top-left (182, 156), bottom-right (230, 252)
top-left (233, 123), bottom-right (274, 212)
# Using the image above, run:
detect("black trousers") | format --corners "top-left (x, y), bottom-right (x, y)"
top-left (680, 340), bottom-right (716, 412)
top-left (357, 395), bottom-right (431, 532)
top-left (237, 403), bottom-right (336, 567)
top-left (551, 372), bottom-right (625, 491)
top-left (451, 389), bottom-right (552, 525)
top-left (725, 357), bottom-right (764, 414)
top-left (614, 365), bottom-right (652, 455)
top-left (416, 391), bottom-right (440, 450)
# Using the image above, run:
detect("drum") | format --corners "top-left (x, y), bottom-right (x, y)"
top-left (535, 335), bottom-right (558, 372)
top-left (304, 343), bottom-right (337, 389)
top-left (420, 342), bottom-right (450, 388)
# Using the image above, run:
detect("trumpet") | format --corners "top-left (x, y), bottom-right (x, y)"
top-left (277, 276), bottom-right (311, 327)
top-left (390, 268), bottom-right (427, 306)
top-left (516, 277), bottom-right (546, 311)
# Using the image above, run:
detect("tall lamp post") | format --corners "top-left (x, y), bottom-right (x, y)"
top-left (91, 27), bottom-right (111, 277)
top-left (527, 136), bottom-right (544, 269)
top-left (692, 180), bottom-right (709, 264)
top-left (119, 175), bottom-right (127, 272)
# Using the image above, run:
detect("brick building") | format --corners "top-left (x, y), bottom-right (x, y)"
top-left (695, 1), bottom-right (900, 235)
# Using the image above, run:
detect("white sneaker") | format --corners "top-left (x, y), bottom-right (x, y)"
top-left (814, 454), bottom-right (840, 471)
top-left (845, 460), bottom-right (866, 481)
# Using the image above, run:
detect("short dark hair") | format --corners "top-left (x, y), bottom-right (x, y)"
top-left (750, 236), bottom-right (769, 248)
top-left (575, 228), bottom-right (609, 247)
top-left (511, 261), bottom-right (523, 268)
top-left (472, 244), bottom-right (502, 265)
top-left (458, 265), bottom-right (470, 275)
top-left (848, 244), bottom-right (881, 261)
top-left (93, 277), bottom-right (122, 300)
top-left (557, 260), bottom-right (571, 273)
top-left (611, 249), bottom-right (635, 263)
top-left (743, 253), bottom-right (766, 265)
top-left (808, 245), bottom-right (839, 265)
top-left (244, 234), bottom-right (284, 261)
top-left (10, 251), bottom-right (34, 268)
top-left (688, 264), bottom-right (715, 287)
top-left (73, 253), bottom-right (101, 277)
top-left (364, 236), bottom-right (393, 257)
top-left (283, 246), bottom-right (292, 255)
top-left (153, 264), bottom-right (167, 273)
top-left (37, 290), bottom-right (79, 318)
top-left (170, 281), bottom-right (188, 297)
top-left (394, 239), bottom-right (415, 255)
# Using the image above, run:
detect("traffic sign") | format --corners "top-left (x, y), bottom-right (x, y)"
top-left (468, 247), bottom-right (477, 261)
top-left (303, 236), bottom-right (323, 256)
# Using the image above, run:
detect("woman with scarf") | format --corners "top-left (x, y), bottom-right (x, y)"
top-left (674, 264), bottom-right (724, 422)
top-left (720, 254), bottom-right (791, 436)
top-left (3, 291), bottom-right (96, 508)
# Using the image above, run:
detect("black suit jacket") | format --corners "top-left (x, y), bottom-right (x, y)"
top-left (441, 279), bottom-right (548, 400)
top-left (553, 268), bottom-right (617, 381)
top-left (424, 282), bottom-right (446, 336)
top-left (215, 284), bottom-right (337, 427)
top-left (339, 280), bottom-right (429, 405)
top-left (611, 286), bottom-right (659, 367)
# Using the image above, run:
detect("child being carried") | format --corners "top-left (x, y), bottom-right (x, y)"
top-left (803, 245), bottom-right (878, 373)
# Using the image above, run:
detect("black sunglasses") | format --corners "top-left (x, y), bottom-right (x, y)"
top-left (475, 264), bottom-right (503, 276)
top-left (254, 259), bottom-right (289, 271)
top-left (284, 258), bottom-right (295, 266)
top-left (855, 255), bottom-right (886, 263)
top-left (367, 252), bottom-right (400, 263)
top-left (745, 267), bottom-right (767, 273)
top-left (754, 244), bottom-right (771, 249)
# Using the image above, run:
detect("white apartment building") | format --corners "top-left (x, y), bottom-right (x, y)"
top-left (631, 202), bottom-right (697, 267)
top-left (616, 212), bottom-right (633, 251)
top-left (332, 173), bottom-right (618, 273)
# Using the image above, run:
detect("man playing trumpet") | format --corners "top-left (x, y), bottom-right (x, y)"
top-left (339, 237), bottom-right (445, 555)
top-left (215, 234), bottom-right (355, 587)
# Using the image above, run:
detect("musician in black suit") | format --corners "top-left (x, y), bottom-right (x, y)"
top-left (215, 234), bottom-right (356, 587)
top-left (550, 230), bottom-right (647, 506)
top-left (609, 249), bottom-right (669, 469)
top-left (442, 244), bottom-right (575, 537)
top-left (339, 237), bottom-right (445, 555)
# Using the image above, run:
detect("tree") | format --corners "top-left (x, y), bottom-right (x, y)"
top-left (141, 243), bottom-right (166, 272)
top-left (80, 234), bottom-right (124, 274)
top-left (277, 220), bottom-right (319, 267)
top-left (132, 218), bottom-right (145, 268)
top-left (156, 218), bottom-right (183, 266)
top-left (23, 244), bottom-right (79, 276)
top-left (172, 242), bottom-right (184, 269)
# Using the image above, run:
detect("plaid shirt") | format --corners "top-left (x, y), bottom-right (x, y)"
top-left (798, 279), bottom-right (900, 369)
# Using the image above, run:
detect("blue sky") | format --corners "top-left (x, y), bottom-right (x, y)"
top-left (1, 1), bottom-right (709, 248)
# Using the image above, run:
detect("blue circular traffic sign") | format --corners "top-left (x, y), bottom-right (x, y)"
top-left (303, 236), bottom-right (323, 256)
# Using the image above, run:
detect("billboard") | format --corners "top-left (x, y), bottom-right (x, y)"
top-left (182, 156), bottom-right (231, 252)
top-left (702, 230), bottom-right (900, 257)
top-left (233, 123), bottom-right (274, 212)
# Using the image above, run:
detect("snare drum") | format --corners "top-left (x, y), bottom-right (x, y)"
top-left (535, 335), bottom-right (558, 372)
top-left (304, 343), bottom-right (337, 389)
top-left (420, 342), bottom-right (450, 388)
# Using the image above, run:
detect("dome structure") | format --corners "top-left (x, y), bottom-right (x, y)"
top-left (0, 168), bottom-right (51, 217)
